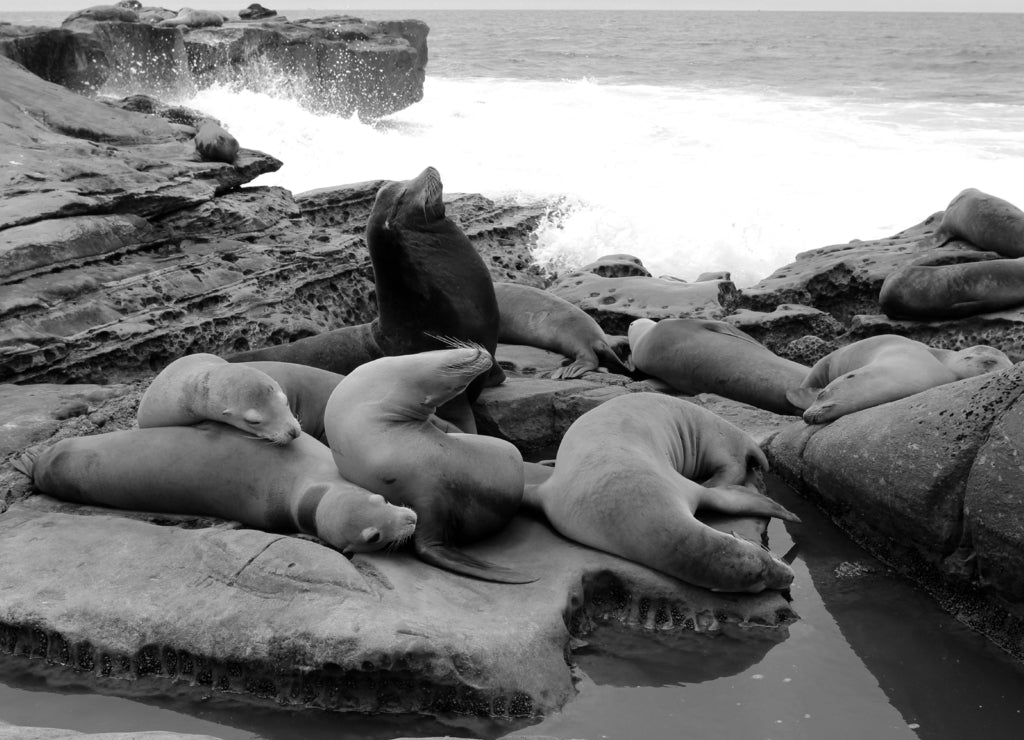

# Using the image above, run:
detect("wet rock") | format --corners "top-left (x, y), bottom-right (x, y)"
top-left (0, 9), bottom-right (427, 120)
top-left (767, 362), bottom-right (1024, 655)
top-left (548, 272), bottom-right (739, 336)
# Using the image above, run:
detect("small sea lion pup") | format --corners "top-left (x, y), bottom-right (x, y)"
top-left (325, 343), bottom-right (532, 584)
top-left (229, 166), bottom-right (502, 432)
top-left (786, 334), bottom-right (1012, 424)
top-left (628, 318), bottom-right (810, 416)
top-left (879, 254), bottom-right (1024, 320)
top-left (194, 120), bottom-right (239, 164)
top-left (933, 188), bottom-right (1024, 257)
top-left (524, 393), bottom-right (799, 593)
top-left (494, 282), bottom-right (632, 379)
top-left (138, 353), bottom-right (302, 444)
top-left (15, 424), bottom-right (417, 556)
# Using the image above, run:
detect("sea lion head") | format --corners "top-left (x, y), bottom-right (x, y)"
top-left (944, 345), bottom-right (1013, 379)
top-left (215, 365), bottom-right (302, 445)
top-left (627, 318), bottom-right (657, 349)
top-left (310, 484), bottom-right (418, 555)
top-left (369, 166), bottom-right (445, 233)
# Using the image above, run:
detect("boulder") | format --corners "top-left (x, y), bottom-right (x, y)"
top-left (724, 304), bottom-right (845, 361)
top-left (767, 362), bottom-right (1024, 656)
top-left (238, 4), bottom-right (277, 21)
top-left (548, 273), bottom-right (739, 336)
top-left (0, 10), bottom-right (428, 120)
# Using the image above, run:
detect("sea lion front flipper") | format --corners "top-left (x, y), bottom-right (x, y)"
top-left (414, 539), bottom-right (538, 584)
top-left (11, 444), bottom-right (44, 482)
top-left (549, 359), bottom-right (593, 380)
top-left (702, 321), bottom-right (763, 347)
top-left (785, 387), bottom-right (822, 411)
top-left (696, 484), bottom-right (801, 523)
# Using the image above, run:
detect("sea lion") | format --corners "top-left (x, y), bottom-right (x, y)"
top-left (194, 120), bottom-right (239, 164)
top-left (934, 188), bottom-right (1024, 257)
top-left (786, 334), bottom-right (1012, 424)
top-left (240, 360), bottom-right (460, 442)
top-left (494, 282), bottom-right (632, 379)
top-left (137, 353), bottom-right (301, 445)
top-left (15, 423), bottom-right (417, 556)
top-left (879, 254), bottom-right (1024, 320)
top-left (325, 344), bottom-right (531, 583)
top-left (229, 167), bottom-right (503, 432)
top-left (628, 318), bottom-right (810, 416)
top-left (524, 393), bottom-right (799, 593)
top-left (157, 8), bottom-right (226, 29)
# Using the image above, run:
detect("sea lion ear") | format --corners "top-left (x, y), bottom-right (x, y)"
top-left (221, 407), bottom-right (232, 416)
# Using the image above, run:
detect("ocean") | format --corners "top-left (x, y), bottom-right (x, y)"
top-left (4, 9), bottom-right (1024, 286)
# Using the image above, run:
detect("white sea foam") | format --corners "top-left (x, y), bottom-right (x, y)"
top-left (180, 75), bottom-right (1024, 287)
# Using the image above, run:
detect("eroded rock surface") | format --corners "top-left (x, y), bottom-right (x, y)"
top-left (0, 8), bottom-right (427, 119)
top-left (767, 362), bottom-right (1024, 659)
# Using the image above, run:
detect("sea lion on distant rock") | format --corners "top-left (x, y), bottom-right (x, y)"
top-left (158, 8), bottom-right (226, 28)
top-left (15, 424), bottom-right (417, 556)
top-left (239, 3), bottom-right (276, 19)
top-left (229, 167), bottom-right (502, 432)
top-left (65, 5), bottom-right (139, 23)
top-left (934, 188), bottom-right (1024, 257)
top-left (786, 334), bottom-right (1012, 424)
top-left (494, 282), bottom-right (632, 379)
top-left (325, 344), bottom-right (531, 583)
top-left (524, 393), bottom-right (799, 593)
top-left (194, 120), bottom-right (239, 163)
top-left (879, 254), bottom-right (1024, 320)
top-left (628, 318), bottom-right (810, 416)
top-left (138, 353), bottom-right (301, 444)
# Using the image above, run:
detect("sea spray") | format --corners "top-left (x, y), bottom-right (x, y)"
top-left (180, 75), bottom-right (1024, 288)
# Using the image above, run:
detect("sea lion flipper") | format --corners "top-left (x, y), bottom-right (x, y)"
top-left (785, 387), bottom-right (821, 411)
top-left (703, 321), bottom-right (762, 347)
top-left (697, 484), bottom-right (802, 523)
top-left (414, 540), bottom-right (537, 584)
top-left (549, 360), bottom-right (591, 380)
top-left (11, 444), bottom-right (44, 482)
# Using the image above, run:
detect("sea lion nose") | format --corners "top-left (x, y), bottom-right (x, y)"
top-left (289, 425), bottom-right (301, 439)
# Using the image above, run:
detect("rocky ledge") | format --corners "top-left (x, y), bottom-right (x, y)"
top-left (0, 4), bottom-right (427, 119)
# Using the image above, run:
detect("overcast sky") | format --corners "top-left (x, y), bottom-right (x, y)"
top-left (1, 1), bottom-right (1021, 13)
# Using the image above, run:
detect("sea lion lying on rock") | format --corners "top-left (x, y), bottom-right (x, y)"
top-left (525, 393), bottom-right (799, 593)
top-left (786, 334), bottom-right (1012, 424)
top-left (15, 423), bottom-right (417, 556)
top-left (194, 120), bottom-right (239, 163)
top-left (934, 187), bottom-right (1024, 258)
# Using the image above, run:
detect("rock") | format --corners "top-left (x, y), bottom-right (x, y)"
top-left (0, 11), bottom-right (427, 120)
top-left (549, 272), bottom-right (740, 335)
top-left (845, 311), bottom-right (1024, 364)
top-left (0, 723), bottom-right (219, 740)
top-left (576, 253), bottom-right (651, 279)
top-left (767, 362), bottom-right (1024, 657)
top-left (725, 304), bottom-right (845, 359)
top-left (238, 4), bottom-right (276, 21)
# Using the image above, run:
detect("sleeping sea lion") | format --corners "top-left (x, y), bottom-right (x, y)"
top-left (628, 318), bottom-right (810, 416)
top-left (934, 188), bottom-right (1024, 257)
top-left (786, 334), bottom-right (1012, 424)
top-left (524, 393), bottom-right (798, 593)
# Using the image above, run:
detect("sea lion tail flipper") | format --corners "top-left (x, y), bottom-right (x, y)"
top-left (414, 540), bottom-right (538, 584)
top-left (698, 484), bottom-right (802, 523)
top-left (785, 387), bottom-right (821, 411)
top-left (11, 444), bottom-right (44, 483)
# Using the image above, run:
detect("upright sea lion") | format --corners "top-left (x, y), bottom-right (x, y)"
top-left (494, 282), bottom-right (632, 379)
top-left (324, 344), bottom-right (531, 583)
top-left (524, 393), bottom-right (799, 593)
top-left (137, 353), bottom-right (301, 445)
top-left (879, 255), bottom-right (1024, 320)
top-left (786, 334), bottom-right (1012, 424)
top-left (229, 167), bottom-right (502, 432)
top-left (934, 188), bottom-right (1024, 257)
top-left (628, 318), bottom-right (810, 416)
top-left (15, 424), bottom-right (417, 556)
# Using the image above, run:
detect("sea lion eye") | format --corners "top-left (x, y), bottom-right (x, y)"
top-left (362, 527), bottom-right (381, 544)
top-left (243, 411), bottom-right (263, 424)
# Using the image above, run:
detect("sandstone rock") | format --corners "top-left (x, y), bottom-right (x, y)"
top-left (549, 273), bottom-right (739, 336)
top-left (725, 304), bottom-right (845, 358)
top-left (767, 362), bottom-right (1024, 654)
top-left (845, 311), bottom-right (1024, 364)
top-left (1, 11), bottom-right (427, 120)
top-left (576, 253), bottom-right (651, 279)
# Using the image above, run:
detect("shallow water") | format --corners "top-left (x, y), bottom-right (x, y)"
top-left (2, 476), bottom-right (1023, 739)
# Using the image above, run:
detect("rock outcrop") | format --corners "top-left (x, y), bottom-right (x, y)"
top-left (767, 362), bottom-right (1024, 659)
top-left (0, 6), bottom-right (427, 119)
